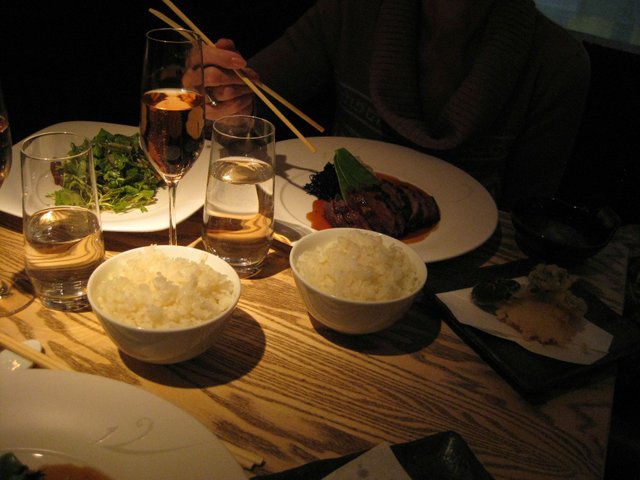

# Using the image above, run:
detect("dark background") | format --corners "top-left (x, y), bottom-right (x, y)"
top-left (1, 1), bottom-right (639, 224)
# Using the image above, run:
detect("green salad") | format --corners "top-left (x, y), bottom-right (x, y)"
top-left (54, 129), bottom-right (163, 213)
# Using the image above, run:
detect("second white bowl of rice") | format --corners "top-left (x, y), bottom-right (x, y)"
top-left (87, 245), bottom-right (241, 364)
top-left (290, 228), bottom-right (427, 334)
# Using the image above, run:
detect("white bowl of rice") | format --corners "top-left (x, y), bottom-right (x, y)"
top-left (87, 245), bottom-right (241, 364)
top-left (290, 229), bottom-right (427, 334)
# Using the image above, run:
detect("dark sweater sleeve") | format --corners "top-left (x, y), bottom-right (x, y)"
top-left (248, 0), bottom-right (340, 107)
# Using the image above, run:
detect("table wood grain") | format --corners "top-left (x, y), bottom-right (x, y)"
top-left (0, 210), bottom-right (614, 479)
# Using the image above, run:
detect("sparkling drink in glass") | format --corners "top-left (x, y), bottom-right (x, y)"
top-left (0, 114), bottom-right (10, 189)
top-left (0, 84), bottom-right (11, 189)
top-left (0, 81), bottom-right (36, 317)
top-left (139, 28), bottom-right (206, 245)
top-left (21, 132), bottom-right (105, 311)
top-left (203, 116), bottom-right (276, 277)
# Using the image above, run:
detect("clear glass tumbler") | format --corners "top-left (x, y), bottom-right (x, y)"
top-left (202, 115), bottom-right (276, 277)
top-left (21, 132), bottom-right (105, 311)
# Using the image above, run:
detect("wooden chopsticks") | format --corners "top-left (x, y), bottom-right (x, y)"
top-left (150, 0), bottom-right (324, 153)
top-left (0, 331), bottom-right (264, 470)
top-left (0, 332), bottom-right (73, 371)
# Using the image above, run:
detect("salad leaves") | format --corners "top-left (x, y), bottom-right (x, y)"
top-left (55, 129), bottom-right (162, 213)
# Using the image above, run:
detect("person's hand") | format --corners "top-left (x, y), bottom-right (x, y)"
top-left (203, 39), bottom-right (258, 120)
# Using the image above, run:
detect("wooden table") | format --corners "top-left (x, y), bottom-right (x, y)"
top-left (0, 209), bottom-right (615, 479)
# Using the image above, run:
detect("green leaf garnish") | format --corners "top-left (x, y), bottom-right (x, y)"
top-left (333, 147), bottom-right (379, 199)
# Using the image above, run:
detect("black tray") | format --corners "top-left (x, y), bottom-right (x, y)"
top-left (424, 260), bottom-right (640, 401)
top-left (251, 431), bottom-right (493, 480)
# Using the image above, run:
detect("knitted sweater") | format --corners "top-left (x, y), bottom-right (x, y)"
top-left (250, 0), bottom-right (590, 207)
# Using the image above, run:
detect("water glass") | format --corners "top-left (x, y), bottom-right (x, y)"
top-left (21, 132), bottom-right (105, 311)
top-left (202, 116), bottom-right (276, 277)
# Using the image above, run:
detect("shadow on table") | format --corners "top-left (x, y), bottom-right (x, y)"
top-left (121, 307), bottom-right (266, 388)
top-left (310, 294), bottom-right (442, 356)
top-left (253, 248), bottom-right (292, 278)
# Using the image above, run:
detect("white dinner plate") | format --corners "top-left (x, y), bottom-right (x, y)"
top-left (275, 137), bottom-right (498, 263)
top-left (0, 369), bottom-right (245, 479)
top-left (0, 121), bottom-right (209, 232)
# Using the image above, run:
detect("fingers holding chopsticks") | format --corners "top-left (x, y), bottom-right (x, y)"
top-left (205, 88), bottom-right (254, 118)
top-left (203, 39), bottom-right (258, 119)
top-left (204, 38), bottom-right (248, 70)
top-left (150, 2), bottom-right (322, 151)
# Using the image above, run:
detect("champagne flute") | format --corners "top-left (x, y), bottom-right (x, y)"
top-left (0, 82), bottom-right (10, 190)
top-left (139, 28), bottom-right (206, 245)
top-left (0, 81), bottom-right (35, 316)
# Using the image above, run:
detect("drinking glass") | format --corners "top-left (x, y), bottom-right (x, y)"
top-left (139, 28), bottom-right (206, 245)
top-left (0, 81), bottom-right (36, 316)
top-left (21, 132), bottom-right (105, 311)
top-left (202, 115), bottom-right (276, 278)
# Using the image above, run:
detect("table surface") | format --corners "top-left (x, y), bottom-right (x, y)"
top-left (0, 208), bottom-right (616, 479)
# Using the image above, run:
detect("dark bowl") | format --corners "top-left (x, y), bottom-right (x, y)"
top-left (511, 197), bottom-right (620, 265)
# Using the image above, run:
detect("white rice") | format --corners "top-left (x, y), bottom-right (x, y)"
top-left (296, 231), bottom-right (420, 301)
top-left (94, 247), bottom-right (235, 329)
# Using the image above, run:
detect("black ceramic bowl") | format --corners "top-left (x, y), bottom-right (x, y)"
top-left (511, 197), bottom-right (620, 265)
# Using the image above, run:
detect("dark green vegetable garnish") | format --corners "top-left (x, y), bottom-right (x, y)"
top-left (471, 278), bottom-right (521, 308)
top-left (303, 147), bottom-right (379, 200)
top-left (54, 129), bottom-right (163, 213)
top-left (303, 162), bottom-right (340, 200)
top-left (0, 452), bottom-right (44, 479)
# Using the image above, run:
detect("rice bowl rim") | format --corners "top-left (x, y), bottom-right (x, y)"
top-left (290, 228), bottom-right (428, 305)
top-left (87, 245), bottom-right (241, 333)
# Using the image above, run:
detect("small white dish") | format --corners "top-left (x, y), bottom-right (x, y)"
top-left (0, 339), bottom-right (42, 371)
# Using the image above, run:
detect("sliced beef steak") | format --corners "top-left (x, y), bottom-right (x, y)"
top-left (324, 179), bottom-right (440, 238)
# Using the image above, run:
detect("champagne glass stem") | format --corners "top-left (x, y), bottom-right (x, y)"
top-left (167, 181), bottom-right (178, 246)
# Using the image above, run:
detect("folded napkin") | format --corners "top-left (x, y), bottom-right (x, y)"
top-left (251, 432), bottom-right (493, 480)
top-left (322, 443), bottom-right (410, 480)
top-left (437, 281), bottom-right (613, 365)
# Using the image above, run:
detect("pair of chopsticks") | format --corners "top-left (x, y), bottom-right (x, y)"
top-left (0, 332), bottom-right (73, 371)
top-left (150, 0), bottom-right (324, 153)
top-left (0, 331), bottom-right (264, 470)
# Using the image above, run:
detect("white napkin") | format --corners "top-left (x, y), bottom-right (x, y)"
top-left (322, 443), bottom-right (411, 480)
top-left (437, 281), bottom-right (613, 365)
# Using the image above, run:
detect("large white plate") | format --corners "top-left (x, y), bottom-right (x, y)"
top-left (275, 137), bottom-right (498, 263)
top-left (0, 121), bottom-right (209, 232)
top-left (0, 369), bottom-right (245, 479)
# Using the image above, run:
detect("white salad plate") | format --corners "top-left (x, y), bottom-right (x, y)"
top-left (275, 136), bottom-right (498, 263)
top-left (0, 121), bottom-right (209, 232)
top-left (0, 369), bottom-right (245, 479)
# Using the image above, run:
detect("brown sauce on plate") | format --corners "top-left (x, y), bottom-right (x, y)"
top-left (40, 463), bottom-right (113, 480)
